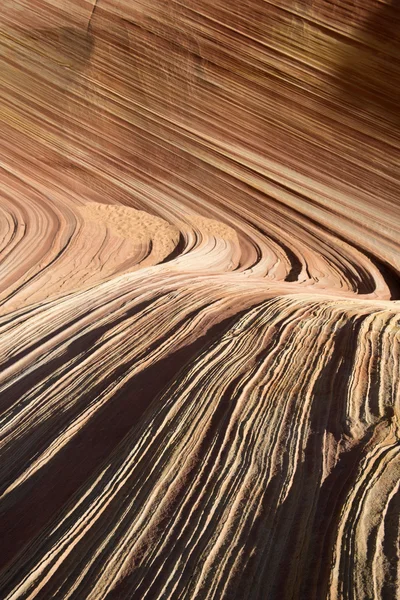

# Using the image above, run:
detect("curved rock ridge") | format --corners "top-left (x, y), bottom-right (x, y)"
top-left (0, 1), bottom-right (399, 599)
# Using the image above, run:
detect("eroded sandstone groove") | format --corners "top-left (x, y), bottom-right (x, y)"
top-left (0, 1), bottom-right (399, 599)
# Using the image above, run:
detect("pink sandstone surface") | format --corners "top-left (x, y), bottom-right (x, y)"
top-left (0, 1), bottom-right (399, 598)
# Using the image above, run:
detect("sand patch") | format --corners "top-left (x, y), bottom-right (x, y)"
top-left (189, 215), bottom-right (239, 244)
top-left (79, 202), bottom-right (180, 265)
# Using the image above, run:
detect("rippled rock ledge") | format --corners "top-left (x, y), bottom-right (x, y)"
top-left (0, 1), bottom-right (399, 599)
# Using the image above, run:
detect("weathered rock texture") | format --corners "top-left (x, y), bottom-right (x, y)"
top-left (0, 1), bottom-right (399, 599)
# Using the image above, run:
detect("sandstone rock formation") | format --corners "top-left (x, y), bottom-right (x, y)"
top-left (0, 1), bottom-right (399, 598)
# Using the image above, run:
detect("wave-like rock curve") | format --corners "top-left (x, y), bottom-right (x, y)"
top-left (0, 1), bottom-right (399, 599)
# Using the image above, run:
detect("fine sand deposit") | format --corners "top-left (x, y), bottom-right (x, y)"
top-left (0, 1), bottom-right (399, 599)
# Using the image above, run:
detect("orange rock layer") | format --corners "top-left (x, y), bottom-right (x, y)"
top-left (0, 1), bottom-right (399, 599)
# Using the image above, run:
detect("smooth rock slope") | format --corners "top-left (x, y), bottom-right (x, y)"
top-left (0, 1), bottom-right (399, 599)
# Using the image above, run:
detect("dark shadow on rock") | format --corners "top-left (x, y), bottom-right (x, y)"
top-left (337, 0), bottom-right (400, 129)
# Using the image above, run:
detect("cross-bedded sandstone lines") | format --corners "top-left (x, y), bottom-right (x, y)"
top-left (0, 191), bottom-right (180, 313)
top-left (0, 1), bottom-right (399, 599)
top-left (1, 0), bottom-right (399, 298)
top-left (0, 281), bottom-right (399, 599)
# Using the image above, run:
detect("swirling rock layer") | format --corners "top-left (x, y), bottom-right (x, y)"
top-left (0, 1), bottom-right (399, 599)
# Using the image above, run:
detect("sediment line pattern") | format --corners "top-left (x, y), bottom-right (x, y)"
top-left (0, 1), bottom-right (399, 598)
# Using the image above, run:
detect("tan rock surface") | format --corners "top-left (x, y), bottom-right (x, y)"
top-left (0, 1), bottom-right (399, 599)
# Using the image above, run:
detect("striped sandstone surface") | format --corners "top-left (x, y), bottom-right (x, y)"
top-left (0, 1), bottom-right (399, 598)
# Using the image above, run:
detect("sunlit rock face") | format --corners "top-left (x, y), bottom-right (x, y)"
top-left (0, 1), bottom-right (399, 599)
